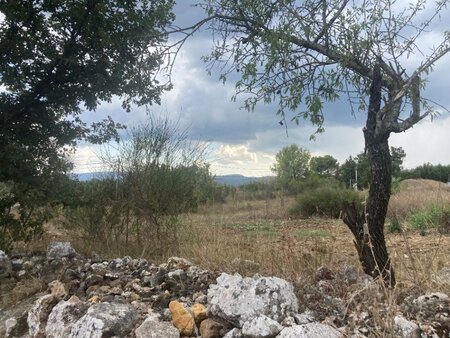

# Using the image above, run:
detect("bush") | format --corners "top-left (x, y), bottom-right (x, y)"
top-left (387, 216), bottom-right (402, 233)
top-left (408, 204), bottom-right (450, 231)
top-left (289, 187), bottom-right (364, 219)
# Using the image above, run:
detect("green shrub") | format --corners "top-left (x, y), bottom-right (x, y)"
top-left (408, 204), bottom-right (450, 231)
top-left (387, 216), bottom-right (402, 233)
top-left (288, 187), bottom-right (364, 218)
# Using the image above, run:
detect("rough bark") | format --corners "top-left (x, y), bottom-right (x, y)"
top-left (343, 63), bottom-right (395, 286)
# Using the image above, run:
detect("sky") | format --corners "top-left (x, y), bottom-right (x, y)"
top-left (72, 1), bottom-right (450, 177)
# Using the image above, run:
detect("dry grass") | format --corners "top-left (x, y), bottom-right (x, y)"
top-left (388, 179), bottom-right (450, 219)
top-left (12, 179), bottom-right (450, 336)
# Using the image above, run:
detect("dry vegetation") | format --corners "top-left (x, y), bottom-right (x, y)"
top-left (26, 179), bottom-right (450, 293)
top-left (10, 179), bottom-right (450, 336)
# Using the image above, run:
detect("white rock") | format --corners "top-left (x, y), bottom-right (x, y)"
top-left (394, 315), bottom-right (420, 338)
top-left (224, 328), bottom-right (243, 338)
top-left (69, 302), bottom-right (138, 338)
top-left (242, 314), bottom-right (283, 338)
top-left (293, 312), bottom-right (315, 325)
top-left (135, 312), bottom-right (179, 338)
top-left (28, 294), bottom-right (58, 338)
top-left (0, 250), bottom-right (12, 278)
top-left (45, 296), bottom-right (88, 338)
top-left (276, 323), bottom-right (342, 338)
top-left (208, 273), bottom-right (298, 327)
top-left (47, 242), bottom-right (77, 261)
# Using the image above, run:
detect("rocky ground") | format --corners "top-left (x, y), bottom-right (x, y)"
top-left (0, 242), bottom-right (449, 338)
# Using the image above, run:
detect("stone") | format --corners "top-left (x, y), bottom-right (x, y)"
top-left (27, 294), bottom-right (59, 338)
top-left (5, 317), bottom-right (28, 338)
top-left (48, 280), bottom-right (68, 299)
top-left (293, 312), bottom-right (315, 325)
top-left (47, 242), bottom-right (77, 261)
top-left (208, 273), bottom-right (298, 327)
top-left (0, 250), bottom-right (12, 278)
top-left (394, 315), bottom-right (420, 338)
top-left (45, 296), bottom-right (89, 338)
top-left (192, 303), bottom-right (208, 326)
top-left (168, 269), bottom-right (187, 281)
top-left (276, 323), bottom-right (342, 338)
top-left (69, 302), bottom-right (138, 338)
top-left (340, 264), bottom-right (359, 284)
top-left (167, 256), bottom-right (194, 269)
top-left (135, 312), bottom-right (180, 338)
top-left (241, 314), bottom-right (283, 338)
top-left (224, 328), bottom-right (243, 338)
top-left (169, 300), bottom-right (195, 336)
top-left (200, 318), bottom-right (223, 338)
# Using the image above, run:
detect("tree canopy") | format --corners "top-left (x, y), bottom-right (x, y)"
top-left (0, 0), bottom-right (174, 182)
top-left (186, 0), bottom-right (450, 285)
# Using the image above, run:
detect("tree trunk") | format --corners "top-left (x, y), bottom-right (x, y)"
top-left (343, 63), bottom-right (395, 286)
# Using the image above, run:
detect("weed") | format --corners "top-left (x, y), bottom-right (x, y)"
top-left (295, 229), bottom-right (331, 238)
top-left (387, 216), bottom-right (402, 233)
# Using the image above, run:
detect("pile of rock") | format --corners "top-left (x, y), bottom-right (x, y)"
top-left (0, 242), bottom-right (449, 338)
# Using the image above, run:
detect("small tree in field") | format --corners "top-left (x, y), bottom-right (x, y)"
top-left (177, 0), bottom-right (450, 285)
top-left (271, 144), bottom-right (311, 194)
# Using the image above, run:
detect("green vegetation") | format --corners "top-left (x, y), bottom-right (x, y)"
top-left (295, 229), bottom-right (331, 239)
top-left (289, 186), bottom-right (364, 219)
top-left (408, 204), bottom-right (450, 231)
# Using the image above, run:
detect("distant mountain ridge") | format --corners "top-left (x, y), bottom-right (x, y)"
top-left (73, 172), bottom-right (273, 187)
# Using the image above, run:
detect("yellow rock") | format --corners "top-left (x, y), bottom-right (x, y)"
top-left (48, 280), bottom-right (67, 299)
top-left (88, 295), bottom-right (100, 304)
top-left (191, 303), bottom-right (208, 326)
top-left (169, 300), bottom-right (195, 337)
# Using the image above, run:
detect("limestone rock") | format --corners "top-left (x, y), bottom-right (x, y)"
top-left (241, 314), bottom-right (283, 338)
top-left (47, 242), bottom-right (77, 261)
top-left (208, 273), bottom-right (298, 327)
top-left (167, 257), bottom-right (194, 269)
top-left (224, 328), bottom-right (243, 338)
top-left (169, 300), bottom-right (195, 336)
top-left (135, 312), bottom-right (179, 338)
top-left (27, 294), bottom-right (59, 338)
top-left (0, 250), bottom-right (12, 279)
top-left (48, 280), bottom-right (68, 299)
top-left (69, 302), bottom-right (138, 338)
top-left (276, 323), bottom-right (342, 338)
top-left (192, 303), bottom-right (208, 326)
top-left (394, 315), bottom-right (420, 338)
top-left (200, 318), bottom-right (223, 338)
top-left (45, 296), bottom-right (88, 338)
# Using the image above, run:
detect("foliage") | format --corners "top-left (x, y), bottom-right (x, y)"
top-left (240, 180), bottom-right (277, 200)
top-left (387, 216), bottom-right (402, 234)
top-left (310, 155), bottom-right (339, 178)
top-left (400, 163), bottom-right (450, 183)
top-left (338, 147), bottom-right (405, 189)
top-left (271, 145), bottom-right (311, 194)
top-left (408, 204), bottom-right (450, 231)
top-left (289, 187), bottom-right (364, 219)
top-left (0, 0), bottom-right (174, 248)
top-left (65, 117), bottom-right (212, 257)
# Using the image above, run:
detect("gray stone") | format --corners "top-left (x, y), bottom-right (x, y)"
top-left (208, 273), bottom-right (298, 327)
top-left (293, 312), bottom-right (315, 325)
top-left (394, 315), bottom-right (420, 338)
top-left (276, 323), bottom-right (342, 338)
top-left (241, 314), bottom-right (283, 338)
top-left (224, 328), bottom-right (243, 338)
top-left (0, 250), bottom-right (12, 278)
top-left (47, 242), bottom-right (77, 261)
top-left (69, 302), bottom-right (138, 338)
top-left (27, 294), bottom-right (59, 338)
top-left (135, 312), bottom-right (179, 338)
top-left (167, 256), bottom-right (194, 268)
top-left (45, 296), bottom-right (89, 338)
top-left (168, 269), bottom-right (186, 281)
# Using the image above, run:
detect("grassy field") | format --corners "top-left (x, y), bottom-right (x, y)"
top-left (27, 179), bottom-right (449, 294)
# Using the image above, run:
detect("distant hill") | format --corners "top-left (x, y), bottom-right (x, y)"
top-left (73, 172), bottom-right (273, 187)
top-left (213, 174), bottom-right (273, 187)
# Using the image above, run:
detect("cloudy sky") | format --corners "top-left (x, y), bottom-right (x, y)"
top-left (73, 1), bottom-right (450, 177)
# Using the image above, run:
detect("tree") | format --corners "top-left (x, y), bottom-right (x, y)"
top-left (339, 147), bottom-right (405, 189)
top-left (185, 0), bottom-right (450, 285)
top-left (310, 155), bottom-right (338, 177)
top-left (0, 1), bottom-right (174, 248)
top-left (271, 144), bottom-right (311, 194)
